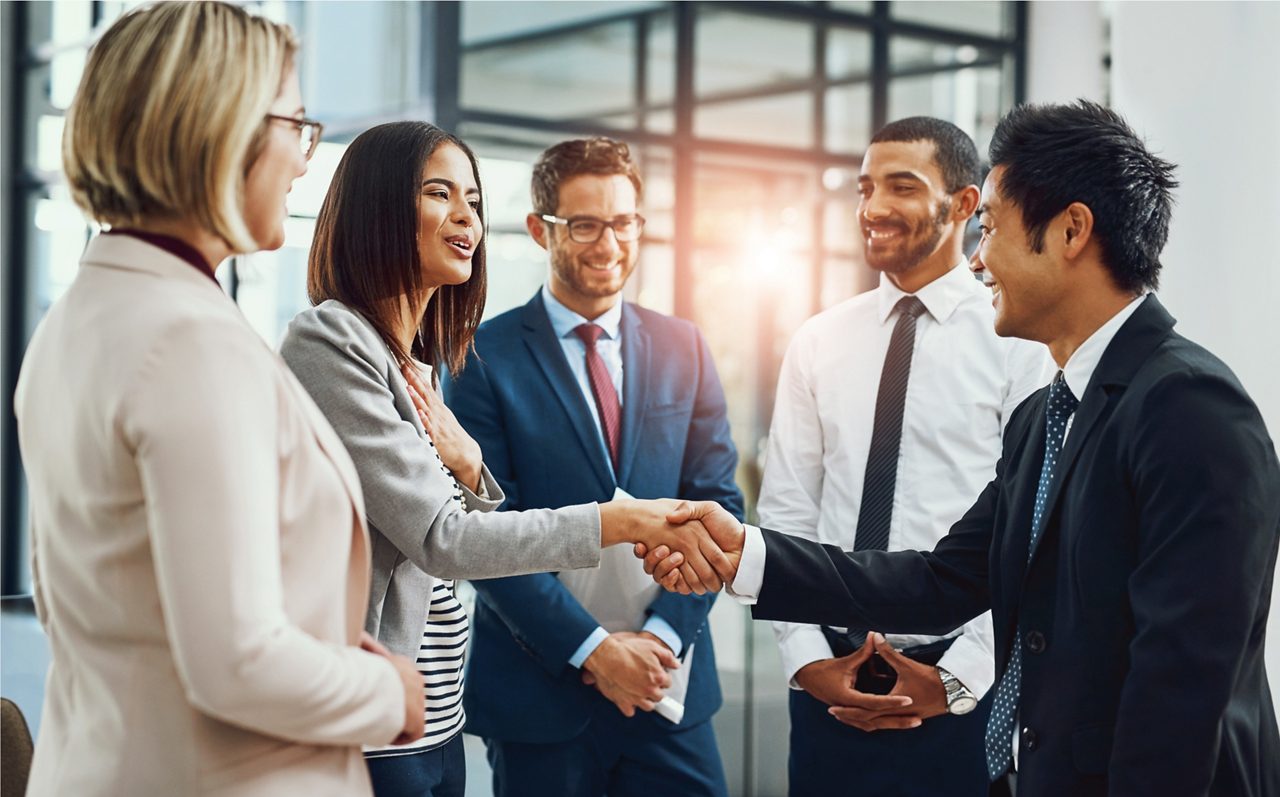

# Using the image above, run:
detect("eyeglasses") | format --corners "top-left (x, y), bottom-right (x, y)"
top-left (265, 114), bottom-right (324, 161)
top-left (540, 213), bottom-right (645, 244)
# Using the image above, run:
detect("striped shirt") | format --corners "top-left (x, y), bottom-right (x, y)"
top-left (365, 419), bottom-right (470, 758)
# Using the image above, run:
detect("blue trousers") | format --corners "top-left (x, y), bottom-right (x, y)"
top-left (367, 735), bottom-right (465, 797)
top-left (483, 703), bottom-right (727, 797)
top-left (788, 688), bottom-right (991, 797)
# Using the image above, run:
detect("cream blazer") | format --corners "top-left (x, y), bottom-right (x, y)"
top-left (14, 235), bottom-right (405, 796)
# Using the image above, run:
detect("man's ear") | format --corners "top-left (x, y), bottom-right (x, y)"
top-left (951, 184), bottom-right (981, 222)
top-left (1060, 202), bottom-right (1094, 260)
top-left (526, 213), bottom-right (550, 251)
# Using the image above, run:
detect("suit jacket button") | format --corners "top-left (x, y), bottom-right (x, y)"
top-left (1025, 630), bottom-right (1046, 654)
top-left (1021, 727), bottom-right (1039, 751)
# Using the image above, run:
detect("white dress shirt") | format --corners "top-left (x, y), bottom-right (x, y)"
top-left (756, 263), bottom-right (1052, 696)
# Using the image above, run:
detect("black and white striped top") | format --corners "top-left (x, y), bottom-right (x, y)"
top-left (365, 417), bottom-right (470, 758)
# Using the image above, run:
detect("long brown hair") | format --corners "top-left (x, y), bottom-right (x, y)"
top-left (308, 121), bottom-right (487, 375)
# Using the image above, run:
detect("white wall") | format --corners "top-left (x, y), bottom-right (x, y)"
top-left (1025, 1), bottom-right (1107, 105)
top-left (1109, 0), bottom-right (1280, 708)
top-left (1031, 0), bottom-right (1280, 709)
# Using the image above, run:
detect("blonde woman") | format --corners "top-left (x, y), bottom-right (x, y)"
top-left (14, 3), bottom-right (425, 794)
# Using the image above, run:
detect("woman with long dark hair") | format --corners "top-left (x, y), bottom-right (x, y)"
top-left (280, 121), bottom-right (726, 796)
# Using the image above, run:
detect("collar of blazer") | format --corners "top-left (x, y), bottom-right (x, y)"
top-left (518, 291), bottom-right (652, 493)
top-left (1022, 293), bottom-right (1176, 571)
top-left (80, 233), bottom-right (228, 293)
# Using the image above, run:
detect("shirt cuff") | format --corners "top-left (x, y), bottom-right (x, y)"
top-left (777, 625), bottom-right (837, 689)
top-left (726, 524), bottom-right (765, 604)
top-left (568, 626), bottom-right (610, 669)
top-left (641, 615), bottom-right (684, 658)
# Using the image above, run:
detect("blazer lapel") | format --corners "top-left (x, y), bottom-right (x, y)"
top-left (520, 293), bottom-right (615, 494)
top-left (617, 304), bottom-right (649, 488)
top-left (998, 391), bottom-right (1048, 609)
top-left (1024, 294), bottom-right (1176, 569)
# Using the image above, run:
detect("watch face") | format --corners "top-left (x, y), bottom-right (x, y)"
top-left (949, 695), bottom-right (978, 715)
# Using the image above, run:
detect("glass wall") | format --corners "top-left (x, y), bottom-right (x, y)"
top-left (2, 3), bottom-right (1023, 794)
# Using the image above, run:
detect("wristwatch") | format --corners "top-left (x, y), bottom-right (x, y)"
top-left (937, 667), bottom-right (978, 715)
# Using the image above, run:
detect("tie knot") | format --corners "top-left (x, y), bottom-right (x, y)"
top-left (1047, 372), bottom-right (1079, 420)
top-left (895, 296), bottom-right (927, 320)
top-left (574, 323), bottom-right (605, 347)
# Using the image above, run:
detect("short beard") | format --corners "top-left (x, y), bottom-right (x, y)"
top-left (866, 199), bottom-right (951, 274)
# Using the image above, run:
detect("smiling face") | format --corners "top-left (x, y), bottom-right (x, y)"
top-left (971, 166), bottom-right (1063, 342)
top-left (857, 140), bottom-right (961, 280)
top-left (243, 64), bottom-right (308, 251)
top-left (536, 173), bottom-right (639, 318)
top-left (417, 142), bottom-right (483, 289)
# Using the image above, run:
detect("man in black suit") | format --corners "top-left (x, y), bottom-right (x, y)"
top-left (643, 100), bottom-right (1280, 796)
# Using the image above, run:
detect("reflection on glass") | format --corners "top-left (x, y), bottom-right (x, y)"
top-left (646, 11), bottom-right (676, 108)
top-left (25, 0), bottom-right (92, 49)
top-left (461, 1), bottom-right (661, 46)
top-left (826, 27), bottom-right (872, 81)
top-left (888, 64), bottom-right (1006, 156)
top-left (823, 192), bottom-right (860, 257)
top-left (695, 8), bottom-right (812, 97)
top-left (891, 36), bottom-right (999, 73)
top-left (891, 0), bottom-right (1010, 38)
top-left (36, 115), bottom-right (64, 174)
top-left (696, 92), bottom-right (814, 148)
top-left (50, 49), bottom-right (86, 110)
top-left (33, 193), bottom-right (91, 306)
top-left (825, 82), bottom-right (872, 154)
top-left (299, 1), bottom-right (419, 122)
top-left (461, 20), bottom-right (637, 126)
top-left (286, 141), bottom-right (347, 219)
top-left (829, 0), bottom-right (874, 14)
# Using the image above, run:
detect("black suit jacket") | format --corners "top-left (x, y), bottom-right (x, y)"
top-left (752, 295), bottom-right (1280, 797)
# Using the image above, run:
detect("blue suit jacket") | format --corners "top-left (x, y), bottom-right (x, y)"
top-left (442, 292), bottom-right (744, 744)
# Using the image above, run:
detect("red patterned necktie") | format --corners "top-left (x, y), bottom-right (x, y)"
top-left (574, 323), bottom-right (621, 472)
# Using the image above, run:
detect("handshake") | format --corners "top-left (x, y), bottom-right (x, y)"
top-left (599, 499), bottom-right (745, 595)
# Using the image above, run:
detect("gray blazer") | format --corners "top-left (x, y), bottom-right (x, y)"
top-left (280, 300), bottom-right (602, 660)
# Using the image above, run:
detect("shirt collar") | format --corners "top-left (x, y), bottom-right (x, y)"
top-left (541, 284), bottom-right (623, 341)
top-left (876, 261), bottom-right (973, 325)
top-left (1061, 294), bottom-right (1147, 399)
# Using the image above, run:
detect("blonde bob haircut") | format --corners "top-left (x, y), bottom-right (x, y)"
top-left (62, 1), bottom-right (298, 252)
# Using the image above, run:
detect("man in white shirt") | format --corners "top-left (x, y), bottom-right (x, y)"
top-left (759, 116), bottom-right (1048, 795)
top-left (644, 101), bottom-right (1280, 797)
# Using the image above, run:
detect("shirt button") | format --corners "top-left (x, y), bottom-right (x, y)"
top-left (1022, 727), bottom-right (1039, 752)
top-left (1025, 630), bottom-right (1047, 653)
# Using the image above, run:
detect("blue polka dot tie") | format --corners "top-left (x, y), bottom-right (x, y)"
top-left (984, 371), bottom-right (1078, 781)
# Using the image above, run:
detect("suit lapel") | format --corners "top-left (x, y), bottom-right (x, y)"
top-left (520, 294), bottom-right (615, 494)
top-left (999, 391), bottom-right (1048, 611)
top-left (617, 304), bottom-right (649, 488)
top-left (1022, 294), bottom-right (1176, 570)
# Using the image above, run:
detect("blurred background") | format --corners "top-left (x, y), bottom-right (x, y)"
top-left (3, 2), bottom-right (1278, 795)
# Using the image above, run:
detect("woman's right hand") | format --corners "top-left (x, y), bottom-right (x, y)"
top-left (360, 632), bottom-right (425, 745)
top-left (401, 362), bottom-right (483, 492)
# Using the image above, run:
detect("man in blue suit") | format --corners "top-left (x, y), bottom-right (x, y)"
top-left (442, 137), bottom-right (743, 797)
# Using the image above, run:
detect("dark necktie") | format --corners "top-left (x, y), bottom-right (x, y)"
top-left (855, 295), bottom-right (928, 552)
top-left (574, 323), bottom-right (621, 473)
top-left (985, 372), bottom-right (1079, 781)
top-left (837, 296), bottom-right (926, 650)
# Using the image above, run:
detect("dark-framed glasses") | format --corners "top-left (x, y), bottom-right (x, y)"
top-left (540, 213), bottom-right (645, 244)
top-left (265, 114), bottom-right (324, 161)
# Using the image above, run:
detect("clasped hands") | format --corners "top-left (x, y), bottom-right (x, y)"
top-left (599, 499), bottom-right (745, 595)
top-left (795, 633), bottom-right (949, 732)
